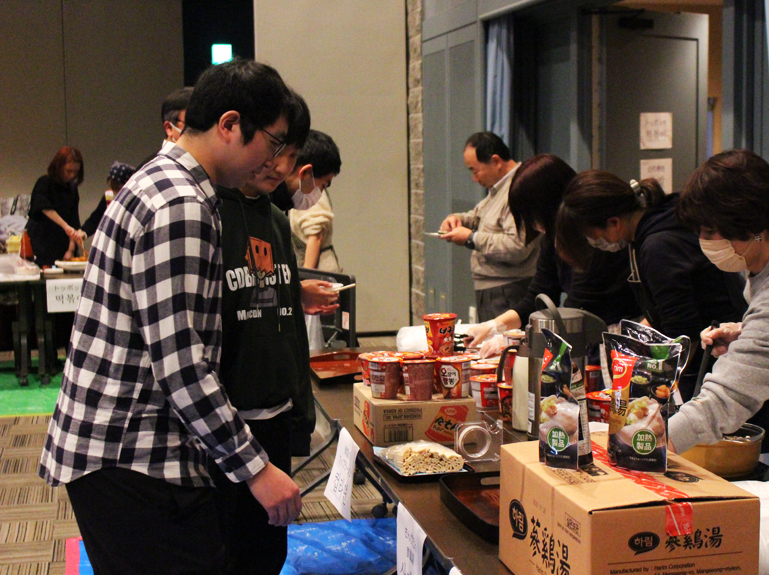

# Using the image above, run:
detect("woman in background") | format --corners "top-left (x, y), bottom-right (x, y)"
top-left (465, 154), bottom-right (640, 355)
top-left (555, 171), bottom-right (747, 401)
top-left (26, 146), bottom-right (84, 267)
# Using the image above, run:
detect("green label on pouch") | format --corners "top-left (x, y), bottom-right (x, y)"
top-left (547, 427), bottom-right (569, 452)
top-left (632, 430), bottom-right (657, 455)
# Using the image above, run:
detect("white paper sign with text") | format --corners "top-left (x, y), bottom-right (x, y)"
top-left (397, 503), bottom-right (426, 575)
top-left (640, 158), bottom-right (674, 194)
top-left (323, 427), bottom-right (360, 520)
top-left (640, 112), bottom-right (673, 149)
top-left (46, 278), bottom-right (83, 313)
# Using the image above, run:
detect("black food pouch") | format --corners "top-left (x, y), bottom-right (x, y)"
top-left (604, 333), bottom-right (682, 472)
top-left (539, 329), bottom-right (591, 469)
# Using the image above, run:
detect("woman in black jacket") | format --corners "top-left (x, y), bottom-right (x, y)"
top-left (26, 146), bottom-right (84, 267)
top-left (555, 171), bottom-right (747, 401)
top-left (466, 154), bottom-right (641, 354)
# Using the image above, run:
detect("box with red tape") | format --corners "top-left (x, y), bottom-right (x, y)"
top-left (499, 432), bottom-right (759, 575)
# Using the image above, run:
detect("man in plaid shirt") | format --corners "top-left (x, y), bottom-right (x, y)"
top-left (39, 59), bottom-right (301, 574)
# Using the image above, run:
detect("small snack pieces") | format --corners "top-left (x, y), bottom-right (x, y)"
top-left (381, 440), bottom-right (464, 475)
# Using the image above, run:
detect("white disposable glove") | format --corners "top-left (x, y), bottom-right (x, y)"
top-left (464, 319), bottom-right (502, 349)
top-left (479, 334), bottom-right (506, 359)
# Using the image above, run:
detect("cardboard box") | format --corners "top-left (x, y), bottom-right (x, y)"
top-left (499, 433), bottom-right (759, 575)
top-left (352, 382), bottom-right (477, 446)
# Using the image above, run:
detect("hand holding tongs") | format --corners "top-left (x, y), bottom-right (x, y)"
top-left (693, 320), bottom-right (720, 398)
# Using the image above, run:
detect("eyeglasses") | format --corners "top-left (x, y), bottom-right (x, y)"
top-left (238, 113), bottom-right (286, 158)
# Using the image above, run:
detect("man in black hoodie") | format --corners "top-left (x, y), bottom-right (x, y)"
top-left (212, 91), bottom-right (336, 575)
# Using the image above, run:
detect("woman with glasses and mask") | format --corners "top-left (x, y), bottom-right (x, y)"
top-left (668, 149), bottom-right (769, 454)
top-left (555, 170), bottom-right (747, 402)
top-left (26, 146), bottom-right (85, 267)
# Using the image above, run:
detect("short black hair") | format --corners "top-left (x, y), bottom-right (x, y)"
top-left (465, 131), bottom-right (511, 163)
top-left (161, 87), bottom-right (193, 124)
top-left (284, 90), bottom-right (311, 149)
top-left (508, 154), bottom-right (576, 245)
top-left (184, 58), bottom-right (290, 145)
top-left (296, 130), bottom-right (341, 177)
top-left (678, 149), bottom-right (769, 241)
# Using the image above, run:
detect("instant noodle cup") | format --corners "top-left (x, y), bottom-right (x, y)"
top-left (470, 362), bottom-right (498, 379)
top-left (471, 374), bottom-right (499, 410)
top-left (497, 382), bottom-right (513, 422)
top-left (358, 352), bottom-right (384, 385)
top-left (368, 356), bottom-right (401, 399)
top-left (503, 329), bottom-right (525, 347)
top-left (436, 355), bottom-right (471, 399)
top-left (461, 352), bottom-right (481, 362)
top-left (402, 359), bottom-right (435, 401)
top-left (586, 390), bottom-right (611, 423)
top-left (584, 364), bottom-right (603, 394)
top-left (423, 313), bottom-right (457, 358)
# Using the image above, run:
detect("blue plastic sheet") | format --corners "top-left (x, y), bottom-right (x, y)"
top-left (280, 518), bottom-right (397, 575)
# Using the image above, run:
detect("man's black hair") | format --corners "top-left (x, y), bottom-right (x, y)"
top-left (284, 90), bottom-right (311, 149)
top-left (161, 87), bottom-right (193, 124)
top-left (465, 131), bottom-right (512, 163)
top-left (184, 59), bottom-right (290, 145)
top-left (296, 130), bottom-right (341, 177)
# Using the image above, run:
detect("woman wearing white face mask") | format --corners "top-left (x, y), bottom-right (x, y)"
top-left (669, 149), bottom-right (769, 454)
top-left (555, 170), bottom-right (747, 401)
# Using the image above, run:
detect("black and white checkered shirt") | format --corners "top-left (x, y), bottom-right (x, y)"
top-left (39, 142), bottom-right (268, 488)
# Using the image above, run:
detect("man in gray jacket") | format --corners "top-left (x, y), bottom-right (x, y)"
top-left (440, 132), bottom-right (540, 321)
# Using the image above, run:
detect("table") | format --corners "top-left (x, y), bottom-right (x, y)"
top-left (310, 355), bottom-right (527, 574)
top-left (0, 271), bottom-right (83, 385)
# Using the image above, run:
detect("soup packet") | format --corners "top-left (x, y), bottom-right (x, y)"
top-left (619, 320), bottom-right (691, 392)
top-left (539, 329), bottom-right (592, 469)
top-left (603, 333), bottom-right (682, 472)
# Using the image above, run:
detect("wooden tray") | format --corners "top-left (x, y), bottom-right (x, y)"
top-left (439, 471), bottom-right (500, 542)
top-left (310, 351), bottom-right (362, 385)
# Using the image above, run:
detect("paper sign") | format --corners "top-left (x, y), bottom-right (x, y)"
top-left (323, 427), bottom-right (360, 520)
top-left (640, 158), bottom-right (673, 194)
top-left (46, 278), bottom-right (83, 313)
top-left (397, 503), bottom-right (426, 575)
top-left (640, 112), bottom-right (673, 149)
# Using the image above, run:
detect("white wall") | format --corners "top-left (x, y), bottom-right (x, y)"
top-left (254, 0), bottom-right (411, 332)
top-left (0, 0), bottom-right (183, 220)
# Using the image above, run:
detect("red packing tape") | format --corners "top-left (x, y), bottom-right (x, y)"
top-left (592, 444), bottom-right (693, 535)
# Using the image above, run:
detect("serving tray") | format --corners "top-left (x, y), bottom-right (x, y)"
top-left (439, 471), bottom-right (500, 542)
top-left (373, 446), bottom-right (471, 483)
top-left (310, 351), bottom-right (362, 385)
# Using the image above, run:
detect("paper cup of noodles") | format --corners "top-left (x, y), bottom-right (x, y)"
top-left (358, 352), bottom-right (384, 385)
top-left (469, 362), bottom-right (498, 379)
top-left (497, 382), bottom-right (513, 422)
top-left (436, 356), bottom-right (471, 399)
top-left (423, 313), bottom-right (457, 358)
top-left (402, 359), bottom-right (435, 401)
top-left (503, 329), bottom-right (525, 347)
top-left (471, 374), bottom-right (499, 410)
top-left (368, 356), bottom-right (402, 399)
top-left (586, 390), bottom-right (611, 423)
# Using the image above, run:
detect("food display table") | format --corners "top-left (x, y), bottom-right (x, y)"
top-left (0, 271), bottom-right (83, 385)
top-left (310, 350), bottom-right (527, 574)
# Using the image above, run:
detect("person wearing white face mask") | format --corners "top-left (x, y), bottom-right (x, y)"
top-left (555, 170), bottom-right (747, 402)
top-left (668, 149), bottom-right (769, 454)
